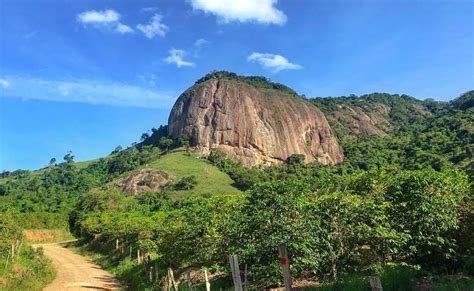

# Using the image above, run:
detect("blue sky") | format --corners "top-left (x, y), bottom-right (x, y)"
top-left (1, 0), bottom-right (473, 171)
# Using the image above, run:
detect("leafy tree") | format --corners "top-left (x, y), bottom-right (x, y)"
top-left (159, 136), bottom-right (173, 152)
top-left (49, 158), bottom-right (56, 167)
top-left (230, 180), bottom-right (318, 287)
top-left (177, 134), bottom-right (190, 152)
top-left (314, 192), bottom-right (404, 279)
top-left (286, 154), bottom-right (305, 165)
top-left (63, 151), bottom-right (74, 164)
top-left (383, 168), bottom-right (469, 266)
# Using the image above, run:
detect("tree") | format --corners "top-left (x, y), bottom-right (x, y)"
top-left (177, 134), bottom-right (190, 152)
top-left (384, 168), bottom-right (469, 266)
top-left (111, 145), bottom-right (123, 154)
top-left (159, 136), bottom-right (174, 152)
top-left (63, 151), bottom-right (74, 164)
top-left (141, 133), bottom-right (150, 141)
top-left (49, 158), bottom-right (56, 167)
top-left (314, 192), bottom-right (403, 279)
top-left (286, 154), bottom-right (305, 165)
top-left (230, 180), bottom-right (318, 287)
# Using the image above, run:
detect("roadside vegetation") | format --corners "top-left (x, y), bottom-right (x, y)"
top-left (0, 212), bottom-right (56, 291)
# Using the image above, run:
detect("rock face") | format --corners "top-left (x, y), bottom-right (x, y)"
top-left (117, 169), bottom-right (174, 195)
top-left (330, 103), bottom-right (393, 136)
top-left (168, 77), bottom-right (343, 166)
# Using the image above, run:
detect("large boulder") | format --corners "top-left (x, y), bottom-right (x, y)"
top-left (168, 75), bottom-right (343, 166)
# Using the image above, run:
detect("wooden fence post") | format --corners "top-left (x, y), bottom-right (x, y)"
top-left (155, 264), bottom-right (160, 286)
top-left (4, 251), bottom-right (10, 270)
top-left (278, 244), bottom-right (292, 291)
top-left (149, 266), bottom-right (154, 282)
top-left (167, 268), bottom-right (178, 291)
top-left (243, 264), bottom-right (248, 291)
top-left (369, 276), bottom-right (383, 291)
top-left (17, 240), bottom-right (23, 258)
top-left (204, 268), bottom-right (211, 291)
top-left (229, 254), bottom-right (243, 291)
top-left (116, 238), bottom-right (119, 250)
top-left (137, 249), bottom-right (141, 264)
top-left (186, 272), bottom-right (193, 291)
top-left (129, 245), bottom-right (132, 259)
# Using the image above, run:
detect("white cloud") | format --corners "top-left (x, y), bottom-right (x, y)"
top-left (194, 38), bottom-right (209, 47)
top-left (142, 7), bottom-right (159, 12)
top-left (77, 9), bottom-right (133, 34)
top-left (77, 9), bottom-right (120, 24)
top-left (247, 52), bottom-right (302, 73)
top-left (0, 79), bottom-right (10, 89)
top-left (0, 76), bottom-right (175, 109)
top-left (116, 23), bottom-right (133, 34)
top-left (164, 49), bottom-right (195, 68)
top-left (136, 14), bottom-right (168, 39)
top-left (188, 0), bottom-right (287, 25)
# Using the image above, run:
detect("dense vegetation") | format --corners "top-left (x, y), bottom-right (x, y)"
top-left (312, 91), bottom-right (473, 179)
top-left (0, 85), bottom-right (472, 290)
top-left (0, 212), bottom-right (56, 290)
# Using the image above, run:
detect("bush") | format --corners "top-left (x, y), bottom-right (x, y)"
top-left (174, 175), bottom-right (198, 190)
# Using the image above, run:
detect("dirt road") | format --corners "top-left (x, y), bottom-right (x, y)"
top-left (36, 241), bottom-right (122, 290)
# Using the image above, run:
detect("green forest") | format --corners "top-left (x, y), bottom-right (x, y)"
top-left (0, 88), bottom-right (472, 290)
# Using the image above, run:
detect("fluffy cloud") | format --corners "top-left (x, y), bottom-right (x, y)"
top-left (77, 10), bottom-right (119, 23)
top-left (116, 23), bottom-right (134, 34)
top-left (136, 14), bottom-right (168, 38)
top-left (164, 49), bottom-right (195, 68)
top-left (247, 52), bottom-right (302, 73)
top-left (0, 79), bottom-right (10, 89)
top-left (188, 0), bottom-right (287, 25)
top-left (0, 76), bottom-right (174, 108)
top-left (194, 38), bottom-right (209, 47)
top-left (77, 9), bottom-right (133, 34)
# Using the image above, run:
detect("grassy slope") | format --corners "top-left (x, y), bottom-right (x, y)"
top-left (143, 151), bottom-right (241, 198)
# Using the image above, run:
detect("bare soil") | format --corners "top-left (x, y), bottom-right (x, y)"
top-left (35, 241), bottom-right (122, 290)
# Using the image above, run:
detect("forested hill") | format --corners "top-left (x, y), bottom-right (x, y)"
top-left (311, 91), bottom-right (473, 178)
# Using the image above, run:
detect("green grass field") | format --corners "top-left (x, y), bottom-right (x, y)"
top-left (143, 151), bottom-right (242, 198)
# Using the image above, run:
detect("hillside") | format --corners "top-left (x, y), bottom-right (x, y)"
top-left (311, 91), bottom-right (473, 178)
top-left (114, 151), bottom-right (241, 198)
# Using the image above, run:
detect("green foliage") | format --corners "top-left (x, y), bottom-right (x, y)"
top-left (208, 150), bottom-right (264, 190)
top-left (0, 212), bottom-right (56, 291)
top-left (0, 246), bottom-right (56, 291)
top-left (174, 175), bottom-right (198, 190)
top-left (63, 151), bottom-right (74, 164)
top-left (195, 70), bottom-right (298, 95)
top-left (286, 154), bottom-right (305, 165)
top-left (371, 263), bottom-right (420, 291)
top-left (311, 91), bottom-right (473, 181)
top-left (147, 151), bottom-right (241, 196)
top-left (230, 180), bottom-right (317, 286)
top-left (385, 169), bottom-right (468, 265)
top-left (315, 191), bottom-right (403, 278)
top-left (158, 136), bottom-right (174, 152)
top-left (450, 90), bottom-right (474, 110)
